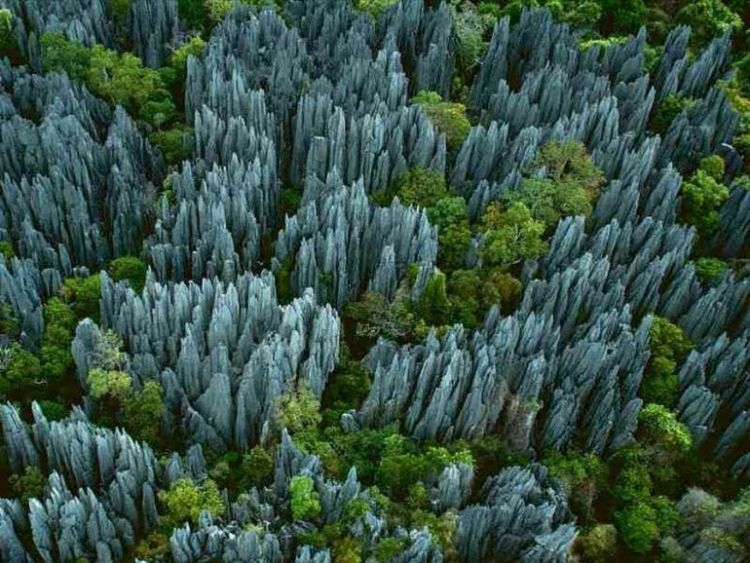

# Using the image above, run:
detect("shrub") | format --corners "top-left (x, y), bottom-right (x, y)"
top-left (479, 202), bottom-right (548, 268)
top-left (9, 466), bottom-right (46, 502)
top-left (638, 403), bottom-right (693, 458)
top-left (693, 257), bottom-right (728, 286)
top-left (274, 383), bottom-right (322, 434)
top-left (109, 256), bottom-right (148, 292)
top-left (159, 478), bottom-right (224, 524)
top-left (411, 91), bottom-right (472, 151)
top-left (87, 368), bottom-right (132, 401)
top-left (680, 158), bottom-right (730, 238)
top-left (614, 500), bottom-right (660, 554)
top-left (61, 274), bottom-right (102, 320)
top-left (290, 475), bottom-right (322, 520)
top-left (575, 524), bottom-right (618, 560)
top-left (241, 446), bottom-right (275, 487)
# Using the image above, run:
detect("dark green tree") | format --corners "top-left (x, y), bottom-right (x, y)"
top-left (479, 202), bottom-right (548, 268)
top-left (109, 256), bottom-right (148, 292)
top-left (411, 91), bottom-right (472, 151)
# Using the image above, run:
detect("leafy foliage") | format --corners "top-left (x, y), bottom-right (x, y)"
top-left (109, 256), bottom-right (148, 292)
top-left (543, 451), bottom-right (607, 524)
top-left (0, 343), bottom-right (43, 398)
top-left (693, 257), bottom-right (729, 285)
top-left (650, 94), bottom-right (695, 134)
top-left (87, 368), bottom-right (132, 401)
top-left (428, 196), bottom-right (472, 270)
top-left (353, 0), bottom-right (398, 19)
top-left (158, 478), bottom-right (224, 524)
top-left (386, 167), bottom-right (449, 208)
top-left (641, 316), bottom-right (693, 408)
top-left (680, 156), bottom-right (731, 238)
top-left (122, 381), bottom-right (165, 444)
top-left (479, 201), bottom-right (548, 268)
top-left (411, 91), bottom-right (472, 151)
top-left (504, 140), bottom-right (604, 230)
top-left (40, 34), bottom-right (177, 128)
top-left (574, 524), bottom-right (618, 560)
top-left (274, 383), bottom-right (322, 434)
top-left (9, 466), bottom-right (46, 503)
top-left (675, 0), bottom-right (743, 47)
top-left (241, 446), bottom-right (275, 488)
top-left (290, 475), bottom-right (322, 520)
top-left (61, 275), bottom-right (102, 321)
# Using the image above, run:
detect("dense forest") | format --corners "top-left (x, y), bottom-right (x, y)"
top-left (0, 0), bottom-right (749, 561)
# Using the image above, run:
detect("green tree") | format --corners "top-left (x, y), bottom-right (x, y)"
top-left (637, 403), bottom-right (693, 460)
top-left (330, 535), bottom-right (362, 563)
top-left (447, 269), bottom-right (483, 327)
top-left (575, 524), bottom-right (617, 561)
top-left (61, 274), bottom-right (101, 320)
top-left (88, 368), bottom-right (132, 401)
top-left (0, 343), bottom-right (43, 398)
top-left (122, 381), bottom-right (165, 444)
top-left (38, 400), bottom-right (67, 421)
top-left (353, 0), bottom-right (398, 19)
top-left (641, 355), bottom-right (679, 407)
top-left (447, 267), bottom-right (523, 327)
top-left (109, 256), bottom-right (148, 292)
top-left (428, 197), bottom-right (472, 271)
top-left (650, 94), bottom-right (695, 134)
top-left (0, 241), bottom-right (13, 260)
top-left (9, 466), bottom-right (46, 503)
top-left (133, 531), bottom-right (171, 561)
top-left (86, 45), bottom-right (176, 126)
top-left (509, 141), bottom-right (603, 229)
top-left (479, 202), bottom-right (547, 268)
top-left (205, 0), bottom-right (233, 21)
top-left (376, 435), bottom-right (472, 498)
top-left (599, 0), bottom-right (648, 35)
top-left (535, 140), bottom-right (604, 192)
top-left (649, 316), bottom-right (693, 363)
top-left (159, 478), bottom-right (224, 524)
top-left (374, 537), bottom-right (409, 562)
top-left (680, 157), bottom-right (731, 238)
top-left (149, 126), bottom-right (193, 165)
top-left (0, 9), bottom-right (15, 57)
top-left (241, 445), bottom-right (275, 487)
top-left (417, 270), bottom-right (452, 327)
top-left (344, 291), bottom-right (414, 342)
top-left (274, 383), bottom-right (322, 434)
top-left (91, 330), bottom-right (127, 371)
top-left (451, 3), bottom-right (489, 82)
top-left (140, 98), bottom-right (178, 129)
top-left (411, 91), bottom-right (472, 151)
top-left (612, 461), bottom-right (653, 503)
top-left (389, 167), bottom-right (449, 208)
top-left (322, 356), bottom-right (372, 412)
top-left (112, 0), bottom-right (133, 23)
top-left (675, 0), bottom-right (743, 47)
top-left (544, 451), bottom-right (607, 524)
top-left (170, 35), bottom-right (206, 74)
top-left (39, 297), bottom-right (77, 381)
top-left (693, 257), bottom-right (729, 286)
top-left (290, 475), bottom-right (322, 520)
top-left (40, 33), bottom-right (92, 82)
top-left (615, 494), bottom-right (680, 555)
top-left (480, 268), bottom-right (523, 312)
top-left (642, 316), bottom-right (692, 408)
top-left (178, 0), bottom-right (210, 32)
top-left (614, 500), bottom-right (661, 554)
